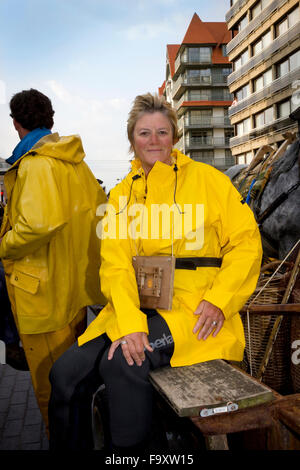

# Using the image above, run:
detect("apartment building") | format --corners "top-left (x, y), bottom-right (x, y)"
top-left (160, 13), bottom-right (235, 171)
top-left (226, 0), bottom-right (300, 164)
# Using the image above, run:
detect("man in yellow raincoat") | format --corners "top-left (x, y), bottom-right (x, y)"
top-left (0, 89), bottom-right (106, 432)
top-left (49, 93), bottom-right (262, 452)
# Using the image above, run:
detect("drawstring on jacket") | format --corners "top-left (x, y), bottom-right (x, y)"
top-left (173, 164), bottom-right (184, 214)
top-left (115, 174), bottom-right (141, 215)
top-left (116, 162), bottom-right (184, 215)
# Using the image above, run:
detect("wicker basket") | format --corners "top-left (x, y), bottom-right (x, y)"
top-left (241, 266), bottom-right (293, 393)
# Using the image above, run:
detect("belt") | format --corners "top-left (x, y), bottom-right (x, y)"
top-left (175, 257), bottom-right (222, 270)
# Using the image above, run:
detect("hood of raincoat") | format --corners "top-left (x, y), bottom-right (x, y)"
top-left (31, 132), bottom-right (85, 164)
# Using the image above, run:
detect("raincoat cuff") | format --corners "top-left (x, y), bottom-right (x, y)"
top-left (201, 293), bottom-right (231, 319)
top-left (117, 309), bottom-right (149, 338)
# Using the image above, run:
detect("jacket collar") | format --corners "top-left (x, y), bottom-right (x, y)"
top-left (130, 148), bottom-right (191, 176)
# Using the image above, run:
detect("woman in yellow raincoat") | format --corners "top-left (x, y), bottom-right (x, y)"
top-left (0, 89), bottom-right (106, 432)
top-left (49, 93), bottom-right (262, 451)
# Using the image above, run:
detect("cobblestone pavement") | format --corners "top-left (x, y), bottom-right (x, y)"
top-left (0, 363), bottom-right (49, 450)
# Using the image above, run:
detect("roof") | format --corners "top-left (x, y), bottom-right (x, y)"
top-left (158, 81), bottom-right (166, 96)
top-left (182, 13), bottom-right (230, 45)
top-left (166, 44), bottom-right (180, 77)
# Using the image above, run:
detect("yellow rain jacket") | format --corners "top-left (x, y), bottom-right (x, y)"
top-left (79, 149), bottom-right (262, 367)
top-left (0, 133), bottom-right (106, 334)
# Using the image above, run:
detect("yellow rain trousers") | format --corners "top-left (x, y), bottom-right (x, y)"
top-left (0, 133), bottom-right (107, 431)
top-left (79, 149), bottom-right (262, 367)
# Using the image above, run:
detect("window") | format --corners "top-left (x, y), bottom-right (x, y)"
top-left (236, 118), bottom-right (251, 136)
top-left (254, 106), bottom-right (273, 128)
top-left (222, 67), bottom-right (232, 77)
top-left (290, 49), bottom-right (300, 71)
top-left (190, 130), bottom-right (212, 144)
top-left (187, 70), bottom-right (211, 84)
top-left (277, 100), bottom-right (290, 118)
top-left (276, 59), bottom-right (289, 78)
top-left (236, 83), bottom-right (250, 101)
top-left (277, 99), bottom-right (298, 118)
top-left (238, 15), bottom-right (248, 32)
top-left (191, 150), bottom-right (213, 162)
top-left (225, 130), bottom-right (234, 143)
top-left (188, 47), bottom-right (212, 63)
top-left (251, 0), bottom-right (271, 19)
top-left (210, 89), bottom-right (233, 101)
top-left (187, 69), bottom-right (211, 84)
top-left (277, 50), bottom-right (300, 78)
top-left (188, 109), bottom-right (212, 125)
top-left (237, 151), bottom-right (253, 164)
top-left (234, 48), bottom-right (249, 71)
top-left (252, 30), bottom-right (271, 56)
top-left (253, 68), bottom-right (272, 92)
top-left (222, 45), bottom-right (227, 57)
top-left (276, 7), bottom-right (300, 37)
top-left (189, 90), bottom-right (211, 101)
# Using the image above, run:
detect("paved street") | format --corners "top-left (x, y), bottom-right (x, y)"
top-left (0, 363), bottom-right (49, 450)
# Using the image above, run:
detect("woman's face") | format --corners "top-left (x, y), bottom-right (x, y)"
top-left (132, 111), bottom-right (174, 175)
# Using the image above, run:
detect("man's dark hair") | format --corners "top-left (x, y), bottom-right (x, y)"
top-left (10, 88), bottom-right (55, 130)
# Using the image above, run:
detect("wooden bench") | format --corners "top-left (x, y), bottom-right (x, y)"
top-left (149, 359), bottom-right (300, 450)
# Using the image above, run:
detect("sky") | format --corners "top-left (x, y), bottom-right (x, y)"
top-left (0, 0), bottom-right (230, 190)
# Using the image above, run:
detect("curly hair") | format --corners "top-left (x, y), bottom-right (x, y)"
top-left (10, 89), bottom-right (55, 130)
top-left (127, 93), bottom-right (178, 154)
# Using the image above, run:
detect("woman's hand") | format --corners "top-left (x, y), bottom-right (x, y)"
top-left (193, 300), bottom-right (225, 340)
top-left (107, 332), bottom-right (153, 366)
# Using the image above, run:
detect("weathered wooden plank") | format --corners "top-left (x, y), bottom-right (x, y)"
top-left (205, 434), bottom-right (229, 450)
top-left (240, 303), bottom-right (300, 313)
top-left (149, 360), bottom-right (274, 417)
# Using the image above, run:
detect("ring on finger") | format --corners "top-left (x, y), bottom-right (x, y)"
top-left (211, 320), bottom-right (218, 327)
top-left (121, 340), bottom-right (127, 345)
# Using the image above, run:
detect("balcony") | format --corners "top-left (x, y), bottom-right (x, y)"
top-left (192, 156), bottom-right (236, 170)
top-left (181, 116), bottom-right (232, 129)
top-left (172, 74), bottom-right (230, 100)
top-left (174, 53), bottom-right (212, 79)
top-left (226, 0), bottom-right (288, 55)
top-left (228, 67), bottom-right (300, 117)
top-left (227, 22), bottom-right (300, 86)
top-left (249, 115), bottom-right (295, 138)
top-left (185, 137), bottom-right (231, 150)
top-left (225, 0), bottom-right (248, 23)
top-left (229, 115), bottom-right (296, 148)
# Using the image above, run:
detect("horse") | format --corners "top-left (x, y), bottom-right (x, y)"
top-left (225, 137), bottom-right (300, 260)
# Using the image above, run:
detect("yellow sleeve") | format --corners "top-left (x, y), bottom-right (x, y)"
top-left (202, 178), bottom-right (262, 319)
top-left (99, 188), bottom-right (149, 338)
top-left (0, 157), bottom-right (67, 260)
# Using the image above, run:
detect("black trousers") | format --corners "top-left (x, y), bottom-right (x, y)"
top-left (48, 310), bottom-right (174, 450)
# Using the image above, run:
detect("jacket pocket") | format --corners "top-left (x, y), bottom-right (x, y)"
top-left (10, 269), bottom-right (40, 295)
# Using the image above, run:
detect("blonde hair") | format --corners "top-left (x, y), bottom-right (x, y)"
top-left (127, 93), bottom-right (179, 154)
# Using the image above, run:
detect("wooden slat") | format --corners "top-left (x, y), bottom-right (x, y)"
top-left (240, 303), bottom-right (300, 313)
top-left (149, 360), bottom-right (274, 417)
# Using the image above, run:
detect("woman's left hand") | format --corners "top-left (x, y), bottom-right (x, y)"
top-left (193, 300), bottom-right (225, 340)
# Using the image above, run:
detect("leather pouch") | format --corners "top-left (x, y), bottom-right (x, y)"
top-left (132, 256), bottom-right (175, 310)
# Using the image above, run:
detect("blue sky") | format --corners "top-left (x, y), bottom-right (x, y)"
top-left (0, 0), bottom-right (230, 189)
